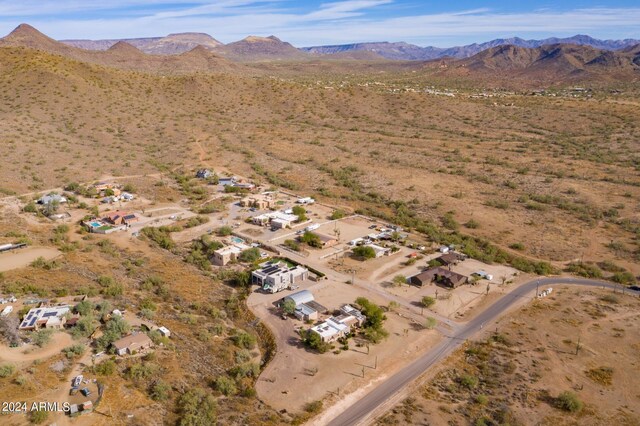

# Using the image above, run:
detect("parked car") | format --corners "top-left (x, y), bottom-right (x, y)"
top-left (369, 224), bottom-right (377, 229)
top-left (73, 375), bottom-right (83, 387)
top-left (630, 285), bottom-right (640, 291)
top-left (69, 387), bottom-right (79, 396)
top-left (81, 388), bottom-right (91, 397)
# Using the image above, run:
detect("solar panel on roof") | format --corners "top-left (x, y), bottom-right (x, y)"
top-left (42, 312), bottom-right (57, 317)
top-left (29, 317), bottom-right (37, 326)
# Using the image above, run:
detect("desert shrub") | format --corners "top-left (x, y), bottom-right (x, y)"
top-left (459, 374), bottom-right (479, 389)
top-left (300, 231), bottom-right (322, 248)
top-left (330, 210), bottom-right (346, 220)
top-left (94, 360), bottom-right (116, 376)
top-left (464, 219), bottom-right (480, 229)
top-left (585, 367), bottom-right (613, 386)
top-left (217, 226), bottom-right (232, 236)
top-left (62, 344), bottom-right (85, 359)
top-left (509, 242), bottom-right (525, 251)
top-left (304, 400), bottom-right (323, 413)
top-left (352, 245), bottom-right (376, 260)
top-left (611, 271), bottom-right (636, 285)
top-left (565, 262), bottom-right (602, 279)
top-left (600, 294), bottom-right (619, 304)
top-left (29, 409), bottom-right (48, 424)
top-left (32, 329), bottom-right (54, 347)
top-left (284, 239), bottom-right (300, 251)
top-left (177, 388), bottom-right (217, 425)
top-left (215, 376), bottom-right (237, 396)
top-left (424, 317), bottom-right (437, 330)
top-left (421, 296), bottom-right (436, 308)
top-left (150, 380), bottom-right (171, 401)
top-left (0, 363), bottom-right (15, 378)
top-left (232, 331), bottom-right (256, 349)
top-left (555, 391), bottom-right (583, 412)
top-left (238, 248), bottom-right (261, 263)
top-left (141, 227), bottom-right (175, 250)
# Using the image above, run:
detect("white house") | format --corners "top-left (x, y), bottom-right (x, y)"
top-left (310, 317), bottom-right (349, 342)
top-left (252, 261), bottom-right (309, 293)
top-left (296, 197), bottom-right (315, 205)
top-left (19, 305), bottom-right (70, 330)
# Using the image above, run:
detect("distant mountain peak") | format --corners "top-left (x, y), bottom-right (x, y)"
top-left (107, 41), bottom-right (142, 54)
top-left (242, 35), bottom-right (282, 43)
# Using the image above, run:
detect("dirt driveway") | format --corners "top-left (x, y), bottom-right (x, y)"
top-left (0, 331), bottom-right (72, 363)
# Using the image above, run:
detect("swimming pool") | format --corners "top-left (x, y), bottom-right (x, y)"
top-left (90, 222), bottom-right (102, 228)
top-left (231, 236), bottom-right (244, 244)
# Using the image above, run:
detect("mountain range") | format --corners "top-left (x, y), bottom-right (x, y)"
top-left (1, 24), bottom-right (639, 86)
top-left (62, 32), bottom-right (640, 61)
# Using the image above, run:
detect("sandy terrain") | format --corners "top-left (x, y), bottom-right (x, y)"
top-left (0, 247), bottom-right (62, 272)
top-left (378, 285), bottom-right (640, 425)
top-left (0, 331), bottom-right (73, 363)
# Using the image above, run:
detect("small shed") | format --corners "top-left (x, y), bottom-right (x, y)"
top-left (158, 326), bottom-right (171, 338)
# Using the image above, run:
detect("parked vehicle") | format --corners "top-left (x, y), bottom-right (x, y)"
top-left (69, 387), bottom-right (79, 396)
top-left (81, 388), bottom-right (91, 397)
top-left (73, 375), bottom-right (83, 387)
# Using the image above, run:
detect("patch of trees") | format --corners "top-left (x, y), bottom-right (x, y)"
top-left (355, 297), bottom-right (388, 343)
top-left (353, 245), bottom-right (376, 260)
top-left (292, 205), bottom-right (308, 222)
top-left (238, 247), bottom-right (261, 263)
top-left (300, 231), bottom-right (322, 248)
top-left (141, 226), bottom-right (176, 250)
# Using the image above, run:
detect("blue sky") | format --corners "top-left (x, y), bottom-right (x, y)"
top-left (1, 1), bottom-right (639, 46)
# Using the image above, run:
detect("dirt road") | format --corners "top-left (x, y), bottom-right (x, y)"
top-left (322, 277), bottom-right (636, 426)
top-left (0, 332), bottom-right (72, 363)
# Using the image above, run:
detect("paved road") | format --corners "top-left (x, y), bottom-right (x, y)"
top-left (326, 277), bottom-right (637, 426)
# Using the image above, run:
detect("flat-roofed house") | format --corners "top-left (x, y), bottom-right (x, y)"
top-left (252, 261), bottom-right (308, 293)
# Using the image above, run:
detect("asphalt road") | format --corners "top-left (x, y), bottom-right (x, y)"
top-left (326, 277), bottom-right (637, 426)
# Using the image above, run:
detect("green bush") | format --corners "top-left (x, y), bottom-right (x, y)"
top-left (94, 360), bottom-right (116, 376)
top-left (62, 344), bottom-right (85, 359)
top-left (300, 231), bottom-right (322, 248)
top-left (555, 391), bottom-right (583, 412)
top-left (232, 331), bottom-right (256, 349)
top-left (177, 388), bottom-right (217, 425)
top-left (421, 296), bottom-right (436, 308)
top-left (238, 248), bottom-right (261, 263)
top-left (217, 226), bottom-right (233, 236)
top-left (32, 329), bottom-right (54, 347)
top-left (215, 376), bottom-right (237, 396)
top-left (459, 374), bottom-right (479, 389)
top-left (0, 363), bottom-right (15, 378)
top-left (352, 245), bottom-right (376, 260)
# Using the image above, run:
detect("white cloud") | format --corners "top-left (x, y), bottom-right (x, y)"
top-left (0, 2), bottom-right (638, 46)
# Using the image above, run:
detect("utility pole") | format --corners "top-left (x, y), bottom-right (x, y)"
top-left (362, 366), bottom-right (365, 378)
top-left (575, 336), bottom-right (581, 355)
top-left (486, 283), bottom-right (490, 295)
top-left (535, 280), bottom-right (540, 300)
top-left (374, 356), bottom-right (378, 369)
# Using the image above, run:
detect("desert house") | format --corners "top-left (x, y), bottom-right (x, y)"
top-left (316, 233), bottom-right (338, 248)
top-left (37, 193), bottom-right (67, 205)
top-left (282, 290), bottom-right (328, 321)
top-left (104, 210), bottom-right (139, 226)
top-left (19, 305), bottom-right (71, 330)
top-left (252, 211), bottom-right (299, 229)
top-left (112, 333), bottom-right (154, 356)
top-left (309, 304), bottom-right (366, 342)
top-left (252, 261), bottom-right (309, 293)
top-left (437, 252), bottom-right (465, 266)
top-left (409, 267), bottom-right (468, 288)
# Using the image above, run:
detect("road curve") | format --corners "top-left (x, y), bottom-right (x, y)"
top-left (326, 277), bottom-right (636, 426)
